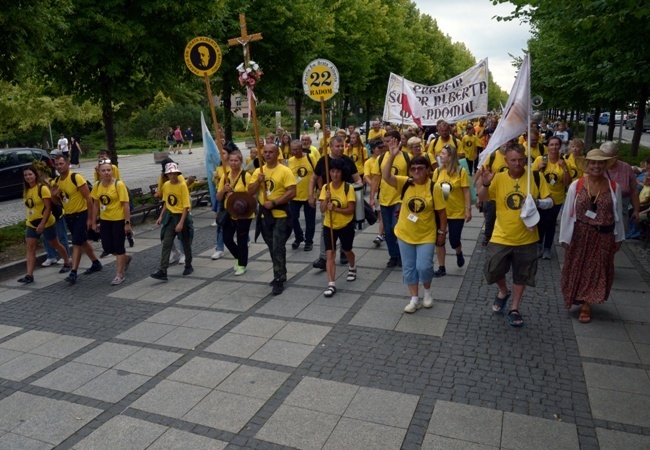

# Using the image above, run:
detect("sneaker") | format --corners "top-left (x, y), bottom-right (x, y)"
top-left (55, 258), bottom-right (65, 265)
top-left (178, 255), bottom-right (186, 265)
top-left (17, 275), bottom-right (34, 284)
top-left (83, 262), bottom-right (103, 275)
top-left (373, 235), bottom-right (383, 247)
top-left (99, 251), bottom-right (109, 258)
top-left (64, 272), bottom-right (77, 285)
top-left (182, 265), bottom-right (194, 276)
top-left (41, 257), bottom-right (58, 267)
top-left (211, 220), bottom-right (218, 227)
top-left (627, 231), bottom-right (641, 239)
top-left (272, 280), bottom-right (284, 295)
top-left (124, 255), bottom-right (132, 272)
top-left (404, 298), bottom-right (422, 313)
top-left (340, 252), bottom-right (348, 265)
top-left (211, 250), bottom-right (224, 260)
top-left (312, 258), bottom-right (326, 270)
top-left (304, 243), bottom-right (313, 251)
top-left (59, 263), bottom-right (72, 274)
top-left (150, 269), bottom-right (168, 281)
top-left (433, 267), bottom-right (446, 278)
top-left (386, 257), bottom-right (399, 268)
top-left (542, 248), bottom-right (552, 260)
top-left (423, 290), bottom-right (434, 308)
top-left (291, 238), bottom-right (304, 250)
top-left (456, 252), bottom-right (465, 268)
top-left (111, 275), bottom-right (125, 285)
top-left (234, 266), bottom-right (247, 276)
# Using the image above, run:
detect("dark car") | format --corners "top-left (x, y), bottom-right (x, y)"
top-left (0, 148), bottom-right (55, 199)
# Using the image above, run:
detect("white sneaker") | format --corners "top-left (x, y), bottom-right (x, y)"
top-left (55, 258), bottom-right (65, 265)
top-left (211, 220), bottom-right (217, 227)
top-left (423, 290), bottom-right (434, 308)
top-left (169, 249), bottom-right (180, 265)
top-left (234, 266), bottom-right (247, 276)
top-left (178, 255), bottom-right (186, 265)
top-left (211, 250), bottom-right (224, 260)
top-left (404, 298), bottom-right (422, 313)
top-left (42, 257), bottom-right (59, 267)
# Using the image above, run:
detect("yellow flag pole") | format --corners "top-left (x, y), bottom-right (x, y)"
top-left (321, 96), bottom-right (335, 248)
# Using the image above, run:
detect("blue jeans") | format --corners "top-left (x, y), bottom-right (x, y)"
top-left (43, 218), bottom-right (70, 259)
top-left (380, 204), bottom-right (400, 259)
top-left (290, 200), bottom-right (316, 244)
top-left (397, 239), bottom-right (434, 285)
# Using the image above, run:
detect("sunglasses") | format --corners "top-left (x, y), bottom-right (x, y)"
top-left (410, 166), bottom-right (427, 172)
top-left (98, 159), bottom-right (111, 165)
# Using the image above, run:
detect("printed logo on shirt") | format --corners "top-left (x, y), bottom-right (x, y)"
top-left (506, 193), bottom-right (524, 210)
top-left (99, 195), bottom-right (111, 206)
top-left (391, 165), bottom-right (399, 175)
top-left (25, 198), bottom-right (35, 208)
top-left (167, 194), bottom-right (178, 207)
top-left (265, 180), bottom-right (276, 192)
top-left (297, 167), bottom-right (308, 178)
top-left (545, 173), bottom-right (558, 184)
top-left (407, 197), bottom-right (426, 214)
top-left (351, 154), bottom-right (358, 162)
top-left (60, 191), bottom-right (70, 202)
top-left (331, 199), bottom-right (342, 208)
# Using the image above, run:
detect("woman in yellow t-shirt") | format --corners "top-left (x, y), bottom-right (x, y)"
top-left (381, 140), bottom-right (447, 314)
top-left (319, 159), bottom-right (357, 297)
top-left (346, 131), bottom-right (367, 174)
top-left (432, 145), bottom-right (471, 278)
top-left (18, 165), bottom-right (72, 284)
top-left (278, 133), bottom-right (292, 163)
top-left (564, 138), bottom-right (585, 181)
top-left (365, 139), bottom-right (385, 247)
top-left (91, 160), bottom-right (132, 285)
top-left (216, 150), bottom-right (254, 275)
top-left (533, 136), bottom-right (572, 259)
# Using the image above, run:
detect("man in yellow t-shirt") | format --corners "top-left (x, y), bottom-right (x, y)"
top-left (461, 126), bottom-right (482, 174)
top-left (478, 144), bottom-right (552, 327)
top-left (319, 127), bottom-right (332, 156)
top-left (367, 121), bottom-right (386, 142)
top-left (370, 130), bottom-right (410, 267)
top-left (248, 144), bottom-right (296, 295)
top-left (288, 140), bottom-right (317, 251)
top-left (300, 135), bottom-right (321, 161)
top-left (51, 154), bottom-right (102, 285)
top-left (524, 130), bottom-right (547, 161)
top-left (427, 122), bottom-right (460, 157)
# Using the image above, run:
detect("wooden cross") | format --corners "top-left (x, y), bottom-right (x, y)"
top-left (228, 14), bottom-right (263, 67)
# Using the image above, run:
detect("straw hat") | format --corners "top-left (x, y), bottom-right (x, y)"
top-left (577, 149), bottom-right (616, 171)
top-left (225, 192), bottom-right (256, 219)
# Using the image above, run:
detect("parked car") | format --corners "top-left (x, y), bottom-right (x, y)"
top-left (599, 112), bottom-right (628, 125)
top-left (0, 148), bottom-right (55, 199)
top-left (626, 109), bottom-right (650, 132)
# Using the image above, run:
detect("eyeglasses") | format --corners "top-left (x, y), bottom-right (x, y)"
top-left (98, 159), bottom-right (111, 165)
top-left (410, 166), bottom-right (427, 172)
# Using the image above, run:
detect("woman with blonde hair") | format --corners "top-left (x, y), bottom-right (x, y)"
top-left (432, 144), bottom-right (471, 277)
top-left (346, 131), bottom-right (367, 174)
top-left (564, 138), bottom-right (586, 181)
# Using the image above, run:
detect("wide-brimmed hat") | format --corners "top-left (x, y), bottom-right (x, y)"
top-left (577, 149), bottom-right (616, 171)
top-left (226, 192), bottom-right (256, 219)
top-left (164, 162), bottom-right (182, 174)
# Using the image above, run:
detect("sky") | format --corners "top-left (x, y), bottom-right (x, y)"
top-left (413, 0), bottom-right (531, 93)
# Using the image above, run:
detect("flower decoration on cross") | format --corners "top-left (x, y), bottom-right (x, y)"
top-left (237, 61), bottom-right (262, 87)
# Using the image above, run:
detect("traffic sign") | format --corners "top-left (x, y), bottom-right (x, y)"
top-left (184, 37), bottom-right (222, 77)
top-left (302, 59), bottom-right (339, 101)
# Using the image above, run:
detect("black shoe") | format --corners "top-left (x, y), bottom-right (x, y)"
top-left (150, 269), bottom-right (168, 281)
top-left (17, 275), bottom-right (34, 284)
top-left (64, 272), bottom-right (77, 285)
top-left (340, 252), bottom-right (348, 265)
top-left (99, 251), bottom-right (109, 258)
top-left (59, 263), bottom-right (72, 274)
top-left (291, 238), bottom-right (304, 250)
top-left (457, 252), bottom-right (465, 268)
top-left (126, 232), bottom-right (135, 248)
top-left (386, 257), bottom-right (399, 268)
top-left (304, 243), bottom-right (313, 251)
top-left (272, 280), bottom-right (284, 295)
top-left (83, 262), bottom-right (103, 275)
top-left (182, 265), bottom-right (194, 276)
top-left (433, 266), bottom-right (446, 277)
top-left (312, 258), bottom-right (326, 270)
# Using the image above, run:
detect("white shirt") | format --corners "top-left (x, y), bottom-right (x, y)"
top-left (58, 137), bottom-right (69, 153)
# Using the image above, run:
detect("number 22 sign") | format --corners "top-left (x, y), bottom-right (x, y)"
top-left (302, 59), bottom-right (340, 101)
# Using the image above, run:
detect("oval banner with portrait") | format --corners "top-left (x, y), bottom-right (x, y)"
top-left (184, 36), bottom-right (222, 77)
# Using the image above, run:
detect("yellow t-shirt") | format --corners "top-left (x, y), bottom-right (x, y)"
top-left (427, 136), bottom-right (459, 156)
top-left (368, 129), bottom-right (386, 141)
top-left (250, 164), bottom-right (296, 218)
top-left (162, 180), bottom-right (191, 214)
top-left (288, 154), bottom-right (317, 201)
top-left (371, 151), bottom-right (410, 206)
top-left (91, 180), bottom-right (129, 221)
top-left (218, 170), bottom-right (255, 220)
top-left (461, 135), bottom-right (481, 161)
top-left (488, 168), bottom-right (551, 246)
top-left (482, 150), bottom-right (509, 174)
top-left (319, 137), bottom-right (331, 155)
top-left (56, 172), bottom-right (89, 214)
top-left (364, 156), bottom-right (378, 180)
top-left (93, 164), bottom-right (121, 183)
top-left (24, 185), bottom-right (55, 229)
top-left (394, 176), bottom-right (445, 245)
top-left (346, 145), bottom-right (366, 174)
top-left (433, 167), bottom-right (470, 219)
top-left (279, 145), bottom-right (291, 161)
top-left (525, 143), bottom-right (547, 161)
top-left (319, 182), bottom-right (356, 229)
top-left (640, 185), bottom-right (650, 205)
top-left (564, 154), bottom-right (584, 181)
top-left (533, 156), bottom-right (567, 205)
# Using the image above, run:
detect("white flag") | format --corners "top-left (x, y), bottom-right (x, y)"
top-left (401, 79), bottom-right (425, 128)
top-left (477, 54), bottom-right (531, 168)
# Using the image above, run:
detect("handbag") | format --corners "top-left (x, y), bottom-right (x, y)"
top-left (363, 200), bottom-right (377, 225)
top-left (215, 209), bottom-right (230, 226)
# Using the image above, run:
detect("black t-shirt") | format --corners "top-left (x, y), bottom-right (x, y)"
top-left (314, 155), bottom-right (358, 183)
top-left (185, 129), bottom-right (193, 140)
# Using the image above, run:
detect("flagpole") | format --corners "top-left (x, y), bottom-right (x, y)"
top-left (401, 76), bottom-right (405, 132)
top-left (525, 55), bottom-right (532, 196)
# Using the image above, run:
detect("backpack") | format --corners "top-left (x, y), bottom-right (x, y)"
top-left (37, 184), bottom-right (63, 219)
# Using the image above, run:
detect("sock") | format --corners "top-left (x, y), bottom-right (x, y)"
top-left (329, 281), bottom-right (336, 287)
top-left (348, 265), bottom-right (355, 271)
top-left (424, 287), bottom-right (432, 295)
top-left (411, 295), bottom-right (419, 303)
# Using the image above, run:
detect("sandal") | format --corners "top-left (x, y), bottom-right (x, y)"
top-left (492, 290), bottom-right (511, 314)
top-left (507, 309), bottom-right (524, 327)
top-left (578, 306), bottom-right (591, 323)
top-left (323, 286), bottom-right (337, 297)
top-left (111, 275), bottom-right (125, 286)
top-left (346, 268), bottom-right (357, 282)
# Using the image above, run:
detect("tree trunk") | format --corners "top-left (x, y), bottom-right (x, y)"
top-left (294, 83), bottom-right (303, 140)
top-left (607, 106), bottom-right (616, 141)
top-left (365, 98), bottom-right (371, 142)
top-left (100, 76), bottom-right (117, 165)
top-left (591, 106), bottom-right (601, 147)
top-left (631, 85), bottom-right (648, 157)
top-left (341, 93), bottom-right (350, 129)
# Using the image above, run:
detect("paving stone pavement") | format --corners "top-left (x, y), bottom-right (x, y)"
top-left (0, 201), bottom-right (649, 449)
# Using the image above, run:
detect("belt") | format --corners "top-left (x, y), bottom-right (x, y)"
top-left (577, 220), bottom-right (615, 233)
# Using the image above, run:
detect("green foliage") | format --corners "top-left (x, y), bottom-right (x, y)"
top-left (0, 222), bottom-right (26, 250)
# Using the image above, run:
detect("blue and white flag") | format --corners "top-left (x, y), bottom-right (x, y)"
top-left (201, 112), bottom-right (221, 204)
